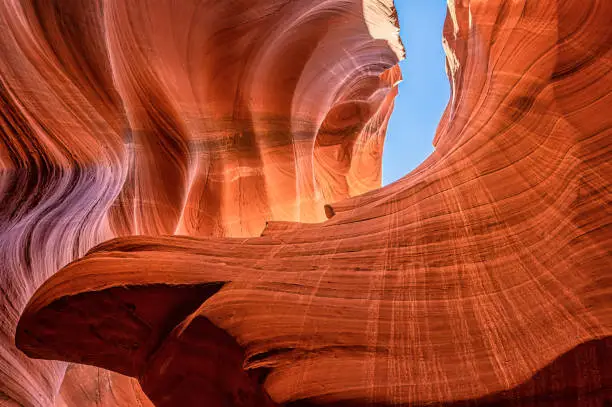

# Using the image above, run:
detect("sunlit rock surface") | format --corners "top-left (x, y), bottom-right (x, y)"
top-left (1, 0), bottom-right (401, 405)
top-left (5, 0), bottom-right (612, 406)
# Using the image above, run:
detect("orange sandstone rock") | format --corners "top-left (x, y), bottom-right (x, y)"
top-left (1, 0), bottom-right (401, 405)
top-left (7, 0), bottom-right (612, 406)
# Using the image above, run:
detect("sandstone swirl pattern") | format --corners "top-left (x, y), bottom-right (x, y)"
top-left (1, 0), bottom-right (401, 405)
top-left (3, 0), bottom-right (612, 406)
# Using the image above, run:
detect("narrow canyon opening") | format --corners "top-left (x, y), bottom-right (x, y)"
top-left (382, 0), bottom-right (450, 185)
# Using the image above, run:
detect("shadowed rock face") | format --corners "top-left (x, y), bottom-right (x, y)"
top-left (0, 0), bottom-right (401, 405)
top-left (3, 0), bottom-right (612, 406)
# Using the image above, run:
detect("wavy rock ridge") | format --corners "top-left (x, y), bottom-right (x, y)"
top-left (4, 0), bottom-right (612, 406)
top-left (1, 0), bottom-right (401, 405)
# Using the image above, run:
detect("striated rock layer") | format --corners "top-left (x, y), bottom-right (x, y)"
top-left (6, 0), bottom-right (612, 406)
top-left (0, 0), bottom-right (402, 405)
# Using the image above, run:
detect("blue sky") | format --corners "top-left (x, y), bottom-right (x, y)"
top-left (382, 0), bottom-right (450, 185)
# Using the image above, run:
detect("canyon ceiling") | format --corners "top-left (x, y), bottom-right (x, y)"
top-left (1, 0), bottom-right (611, 406)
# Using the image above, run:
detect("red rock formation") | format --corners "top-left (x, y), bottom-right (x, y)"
top-left (1, 0), bottom-right (401, 405)
top-left (7, 0), bottom-right (612, 406)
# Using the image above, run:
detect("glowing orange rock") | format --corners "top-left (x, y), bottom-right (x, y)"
top-left (1, 0), bottom-right (401, 405)
top-left (7, 0), bottom-right (612, 406)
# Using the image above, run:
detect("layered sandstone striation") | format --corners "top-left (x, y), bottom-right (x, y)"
top-left (1, 0), bottom-right (401, 405)
top-left (5, 0), bottom-right (612, 406)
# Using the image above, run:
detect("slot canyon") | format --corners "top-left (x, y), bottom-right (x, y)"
top-left (1, 0), bottom-right (611, 406)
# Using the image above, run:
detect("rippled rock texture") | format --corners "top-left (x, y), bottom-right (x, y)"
top-left (4, 0), bottom-right (612, 406)
top-left (1, 0), bottom-right (402, 405)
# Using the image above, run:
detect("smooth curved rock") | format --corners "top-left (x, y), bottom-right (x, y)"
top-left (8, 0), bottom-right (612, 405)
top-left (1, 0), bottom-right (401, 405)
